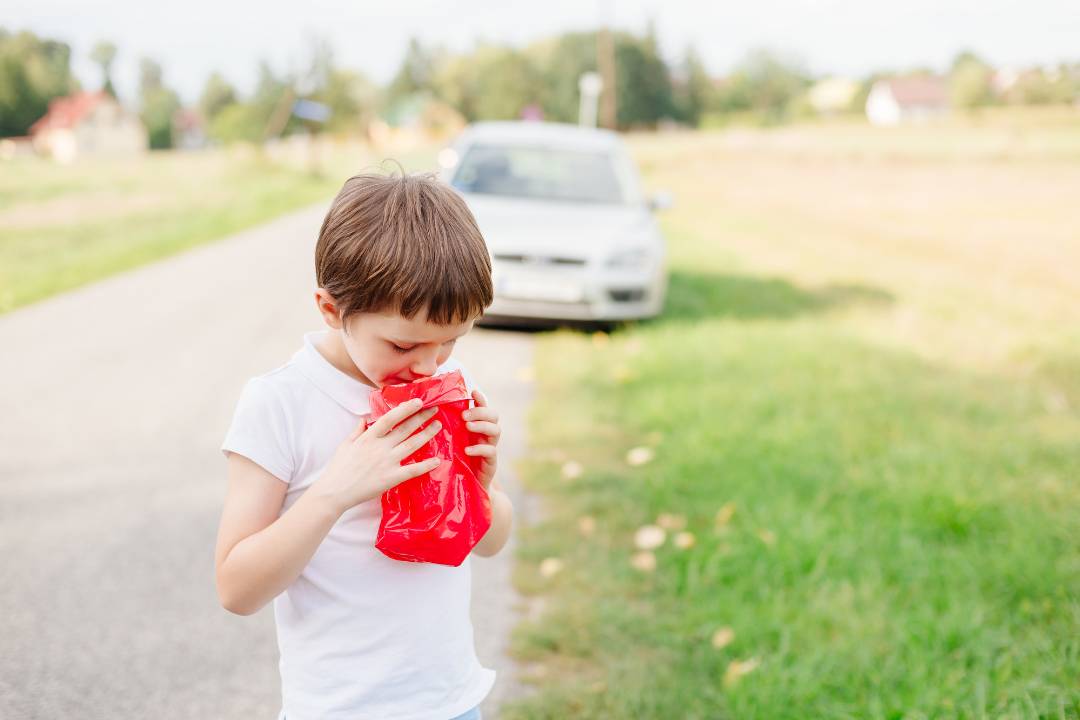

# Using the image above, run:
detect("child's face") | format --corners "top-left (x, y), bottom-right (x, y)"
top-left (343, 309), bottom-right (473, 387)
top-left (318, 293), bottom-right (474, 387)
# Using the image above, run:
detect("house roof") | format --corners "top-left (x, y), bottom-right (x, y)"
top-left (29, 91), bottom-right (111, 135)
top-left (882, 77), bottom-right (949, 108)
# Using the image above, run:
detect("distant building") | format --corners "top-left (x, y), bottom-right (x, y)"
top-left (865, 77), bottom-right (949, 126)
top-left (808, 77), bottom-right (860, 115)
top-left (29, 90), bottom-right (147, 163)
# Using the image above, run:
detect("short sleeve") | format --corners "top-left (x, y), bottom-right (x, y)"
top-left (221, 377), bottom-right (295, 484)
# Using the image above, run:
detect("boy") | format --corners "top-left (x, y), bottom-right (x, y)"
top-left (215, 171), bottom-right (513, 720)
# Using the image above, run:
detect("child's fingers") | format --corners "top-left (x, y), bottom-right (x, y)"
top-left (465, 420), bottom-right (501, 442)
top-left (385, 407), bottom-right (438, 443)
top-left (392, 418), bottom-right (442, 461)
top-left (350, 414), bottom-right (372, 440)
top-left (369, 398), bottom-right (424, 437)
top-left (463, 404), bottom-right (498, 423)
top-left (464, 444), bottom-right (497, 457)
top-left (472, 389), bottom-right (488, 407)
top-left (390, 456), bottom-right (443, 487)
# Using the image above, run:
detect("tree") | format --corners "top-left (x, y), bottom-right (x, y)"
top-left (950, 51), bottom-right (994, 109)
top-left (198, 72), bottom-right (236, 122)
top-left (613, 30), bottom-right (676, 128)
top-left (672, 46), bottom-right (712, 126)
top-left (297, 36), bottom-right (379, 134)
top-left (138, 57), bottom-right (180, 148)
top-left (522, 29), bottom-right (677, 129)
top-left (315, 68), bottom-right (378, 133)
top-left (90, 40), bottom-right (117, 97)
top-left (525, 32), bottom-right (597, 124)
top-left (0, 28), bottom-right (78, 137)
top-left (433, 45), bottom-right (544, 122)
top-left (714, 49), bottom-right (810, 123)
top-left (387, 37), bottom-right (438, 105)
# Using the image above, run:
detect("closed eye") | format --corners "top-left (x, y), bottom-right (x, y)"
top-left (390, 338), bottom-right (458, 354)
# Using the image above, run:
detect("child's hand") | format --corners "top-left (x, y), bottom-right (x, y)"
top-left (313, 399), bottom-right (443, 515)
top-left (463, 390), bottom-right (501, 494)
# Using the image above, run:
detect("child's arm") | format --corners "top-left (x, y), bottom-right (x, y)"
top-left (461, 389), bottom-right (514, 558)
top-left (216, 400), bottom-right (442, 615)
top-left (215, 454), bottom-right (343, 615)
top-left (472, 482), bottom-right (514, 557)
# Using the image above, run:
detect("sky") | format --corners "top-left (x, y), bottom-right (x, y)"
top-left (8, 0), bottom-right (1080, 105)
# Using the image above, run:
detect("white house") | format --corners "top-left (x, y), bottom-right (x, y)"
top-left (865, 77), bottom-right (949, 126)
top-left (29, 90), bottom-right (147, 163)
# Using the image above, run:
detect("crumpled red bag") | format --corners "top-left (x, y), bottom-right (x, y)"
top-left (366, 370), bottom-right (492, 566)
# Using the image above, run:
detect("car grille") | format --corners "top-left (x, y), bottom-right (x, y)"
top-left (609, 288), bottom-right (647, 303)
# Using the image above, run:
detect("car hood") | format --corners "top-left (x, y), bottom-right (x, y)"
top-left (461, 194), bottom-right (654, 262)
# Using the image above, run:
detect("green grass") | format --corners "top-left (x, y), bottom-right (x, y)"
top-left (0, 143), bottom-right (439, 312)
top-left (504, 118), bottom-right (1080, 719)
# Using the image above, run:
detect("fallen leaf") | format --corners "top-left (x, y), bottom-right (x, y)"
top-left (674, 531), bottom-right (696, 549)
top-left (715, 502), bottom-right (736, 528)
top-left (634, 524), bottom-right (666, 550)
top-left (711, 626), bottom-right (735, 649)
top-left (723, 658), bottom-right (760, 688)
top-left (656, 512), bottom-right (687, 530)
top-left (591, 331), bottom-right (609, 347)
top-left (626, 446), bottom-right (655, 466)
top-left (539, 557), bottom-right (564, 578)
top-left (630, 551), bottom-right (657, 572)
top-left (577, 515), bottom-right (597, 537)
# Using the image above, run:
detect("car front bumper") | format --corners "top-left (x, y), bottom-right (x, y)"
top-left (482, 263), bottom-right (666, 323)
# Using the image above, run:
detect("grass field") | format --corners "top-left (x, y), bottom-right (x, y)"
top-left (0, 141), bottom-right (437, 314)
top-left (505, 112), bottom-right (1080, 719)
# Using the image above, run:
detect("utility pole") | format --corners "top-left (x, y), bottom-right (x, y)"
top-left (578, 72), bottom-right (602, 127)
top-left (597, 1), bottom-right (617, 130)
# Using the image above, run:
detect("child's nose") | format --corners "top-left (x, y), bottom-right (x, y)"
top-left (411, 350), bottom-right (440, 378)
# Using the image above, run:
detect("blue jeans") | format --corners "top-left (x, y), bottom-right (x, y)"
top-left (449, 707), bottom-right (483, 720)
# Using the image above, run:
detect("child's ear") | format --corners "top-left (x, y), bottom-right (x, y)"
top-left (314, 288), bottom-right (344, 330)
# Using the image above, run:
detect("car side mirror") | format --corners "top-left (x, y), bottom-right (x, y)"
top-left (647, 191), bottom-right (673, 212)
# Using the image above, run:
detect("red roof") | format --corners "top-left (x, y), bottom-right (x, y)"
top-left (883, 77), bottom-right (949, 108)
top-left (29, 91), bottom-right (111, 135)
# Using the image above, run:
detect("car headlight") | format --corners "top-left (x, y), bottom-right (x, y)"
top-left (606, 246), bottom-right (651, 270)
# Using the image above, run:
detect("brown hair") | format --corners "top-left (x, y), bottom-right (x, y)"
top-left (315, 169), bottom-right (493, 326)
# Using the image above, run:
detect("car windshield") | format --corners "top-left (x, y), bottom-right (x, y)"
top-left (451, 143), bottom-right (626, 204)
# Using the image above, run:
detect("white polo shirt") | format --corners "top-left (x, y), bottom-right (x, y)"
top-left (221, 330), bottom-right (495, 720)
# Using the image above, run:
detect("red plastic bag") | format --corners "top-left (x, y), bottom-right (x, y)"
top-left (366, 370), bottom-right (492, 566)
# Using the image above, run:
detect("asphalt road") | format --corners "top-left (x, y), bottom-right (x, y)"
top-left (0, 204), bottom-right (536, 719)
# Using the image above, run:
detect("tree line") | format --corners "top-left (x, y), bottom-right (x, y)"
top-left (2, 26), bottom-right (1079, 148)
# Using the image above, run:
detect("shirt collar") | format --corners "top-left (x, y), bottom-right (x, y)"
top-left (293, 331), bottom-right (373, 415)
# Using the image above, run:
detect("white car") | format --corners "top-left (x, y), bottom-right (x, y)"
top-left (438, 121), bottom-right (670, 326)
